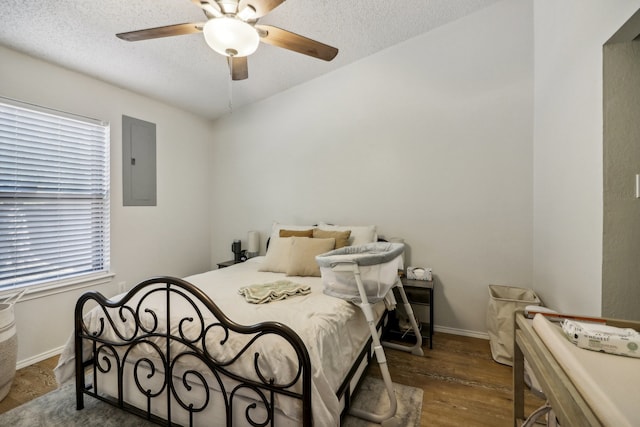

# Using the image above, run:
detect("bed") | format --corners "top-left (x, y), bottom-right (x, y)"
top-left (54, 223), bottom-right (398, 427)
top-left (513, 311), bottom-right (640, 427)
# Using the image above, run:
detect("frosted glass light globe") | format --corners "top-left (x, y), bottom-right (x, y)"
top-left (203, 17), bottom-right (259, 57)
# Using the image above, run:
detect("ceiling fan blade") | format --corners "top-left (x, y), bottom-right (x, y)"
top-left (238, 0), bottom-right (285, 19)
top-left (228, 56), bottom-right (249, 80)
top-left (116, 23), bottom-right (203, 42)
top-left (255, 25), bottom-right (338, 61)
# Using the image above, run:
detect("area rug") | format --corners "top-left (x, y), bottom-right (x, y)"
top-left (342, 376), bottom-right (423, 427)
top-left (0, 376), bottom-right (422, 426)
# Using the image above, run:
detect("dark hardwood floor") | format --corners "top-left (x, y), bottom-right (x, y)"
top-left (0, 354), bottom-right (59, 415)
top-left (0, 333), bottom-right (544, 426)
top-left (367, 333), bottom-right (544, 426)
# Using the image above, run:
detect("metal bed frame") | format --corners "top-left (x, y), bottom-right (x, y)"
top-left (74, 276), bottom-right (386, 426)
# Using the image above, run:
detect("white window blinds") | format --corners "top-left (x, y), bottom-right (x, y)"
top-left (0, 98), bottom-right (110, 290)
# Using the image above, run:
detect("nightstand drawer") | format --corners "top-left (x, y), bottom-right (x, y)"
top-left (217, 260), bottom-right (236, 269)
top-left (404, 287), bottom-right (431, 305)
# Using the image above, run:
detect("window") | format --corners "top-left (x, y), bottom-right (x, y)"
top-left (0, 98), bottom-right (110, 292)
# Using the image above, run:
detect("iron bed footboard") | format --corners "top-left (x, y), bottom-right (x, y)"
top-left (74, 276), bottom-right (312, 426)
top-left (74, 276), bottom-right (388, 426)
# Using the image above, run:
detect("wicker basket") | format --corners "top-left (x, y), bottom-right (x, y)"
top-left (0, 299), bottom-right (19, 401)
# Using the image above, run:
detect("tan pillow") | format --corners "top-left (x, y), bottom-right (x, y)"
top-left (286, 237), bottom-right (335, 277)
top-left (259, 237), bottom-right (292, 273)
top-left (269, 222), bottom-right (314, 241)
top-left (312, 228), bottom-right (351, 249)
top-left (279, 229), bottom-right (313, 238)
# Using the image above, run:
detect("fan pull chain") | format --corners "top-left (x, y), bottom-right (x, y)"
top-left (228, 73), bottom-right (233, 112)
top-left (228, 57), bottom-right (233, 113)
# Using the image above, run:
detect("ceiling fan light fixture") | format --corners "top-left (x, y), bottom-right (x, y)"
top-left (236, 5), bottom-right (256, 21)
top-left (203, 17), bottom-right (259, 57)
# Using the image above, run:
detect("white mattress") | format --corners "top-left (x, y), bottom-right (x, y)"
top-left (55, 257), bottom-right (385, 427)
top-left (532, 314), bottom-right (640, 427)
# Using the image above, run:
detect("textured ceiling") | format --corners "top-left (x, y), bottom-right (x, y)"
top-left (0, 0), bottom-right (500, 120)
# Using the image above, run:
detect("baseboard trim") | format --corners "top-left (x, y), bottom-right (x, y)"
top-left (17, 346), bottom-right (64, 370)
top-left (434, 325), bottom-right (489, 340)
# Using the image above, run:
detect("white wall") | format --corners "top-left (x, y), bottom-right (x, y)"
top-left (532, 0), bottom-right (640, 315)
top-left (209, 0), bottom-right (534, 336)
top-left (0, 46), bottom-right (213, 365)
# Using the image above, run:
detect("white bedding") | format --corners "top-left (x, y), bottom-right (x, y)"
top-left (55, 257), bottom-right (385, 426)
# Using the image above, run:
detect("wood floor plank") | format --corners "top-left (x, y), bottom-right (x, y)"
top-left (0, 355), bottom-right (59, 414)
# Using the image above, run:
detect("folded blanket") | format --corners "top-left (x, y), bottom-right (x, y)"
top-left (238, 280), bottom-right (311, 304)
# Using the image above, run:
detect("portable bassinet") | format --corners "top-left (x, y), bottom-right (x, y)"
top-left (316, 242), bottom-right (423, 425)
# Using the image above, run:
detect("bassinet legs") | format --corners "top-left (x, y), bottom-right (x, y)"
top-left (330, 262), bottom-right (423, 425)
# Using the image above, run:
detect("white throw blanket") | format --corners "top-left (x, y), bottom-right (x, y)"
top-left (238, 280), bottom-right (311, 304)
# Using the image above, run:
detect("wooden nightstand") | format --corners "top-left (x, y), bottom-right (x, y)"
top-left (385, 277), bottom-right (434, 349)
top-left (216, 260), bottom-right (236, 269)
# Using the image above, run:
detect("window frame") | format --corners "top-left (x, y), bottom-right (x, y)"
top-left (0, 97), bottom-right (112, 301)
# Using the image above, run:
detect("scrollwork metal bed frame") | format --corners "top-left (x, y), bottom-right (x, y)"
top-left (74, 276), bottom-right (385, 426)
top-left (75, 276), bottom-right (311, 426)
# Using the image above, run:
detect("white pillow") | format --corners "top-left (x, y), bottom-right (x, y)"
top-left (259, 237), bottom-right (292, 273)
top-left (318, 222), bottom-right (377, 246)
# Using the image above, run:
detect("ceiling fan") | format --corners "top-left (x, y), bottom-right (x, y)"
top-left (116, 0), bottom-right (339, 80)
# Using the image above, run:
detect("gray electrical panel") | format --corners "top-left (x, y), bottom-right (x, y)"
top-left (122, 115), bottom-right (157, 206)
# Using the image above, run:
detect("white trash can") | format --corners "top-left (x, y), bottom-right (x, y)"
top-left (486, 284), bottom-right (541, 366)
